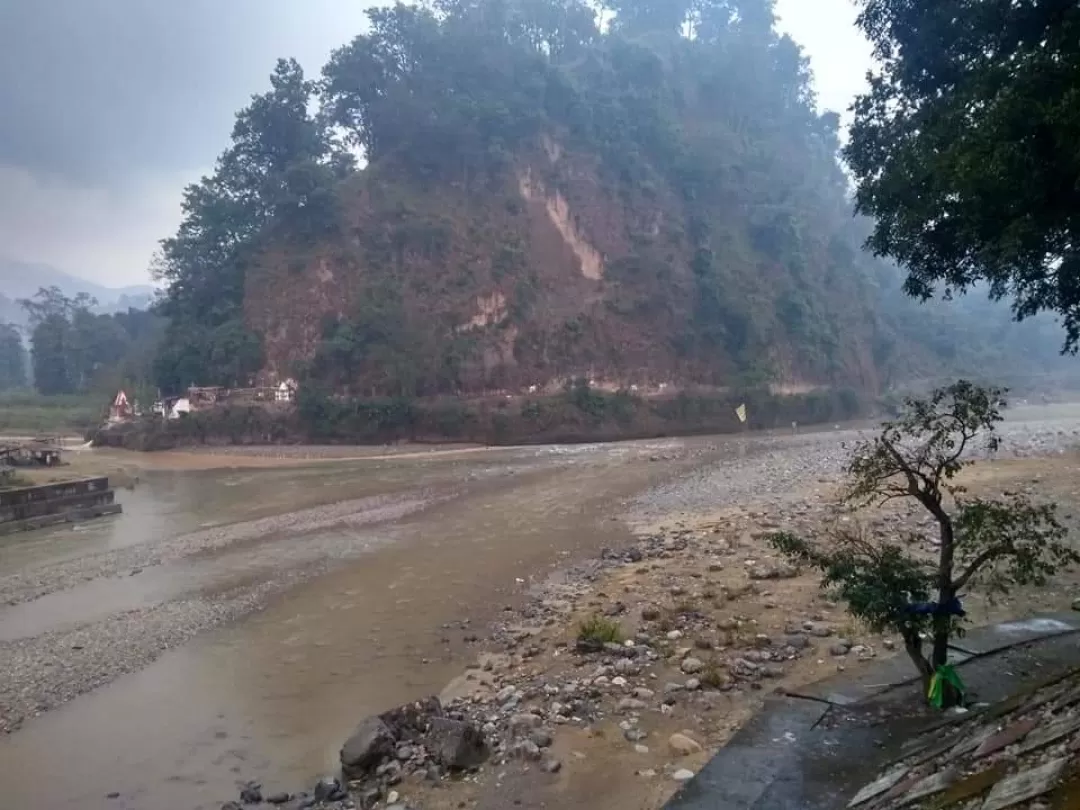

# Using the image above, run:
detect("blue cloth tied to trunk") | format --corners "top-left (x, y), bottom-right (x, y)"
top-left (905, 596), bottom-right (965, 617)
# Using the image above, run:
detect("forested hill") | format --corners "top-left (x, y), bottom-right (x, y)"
top-left (150, 0), bottom-right (1071, 400)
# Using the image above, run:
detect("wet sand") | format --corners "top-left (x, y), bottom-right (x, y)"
top-left (0, 410), bottom-right (1079, 810)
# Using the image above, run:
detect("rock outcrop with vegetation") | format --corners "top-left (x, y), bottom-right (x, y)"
top-left (145, 0), bottom-right (1077, 444)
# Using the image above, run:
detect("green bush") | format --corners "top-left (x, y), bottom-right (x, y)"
top-left (577, 615), bottom-right (623, 646)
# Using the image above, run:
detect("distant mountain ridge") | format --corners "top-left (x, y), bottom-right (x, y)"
top-left (0, 257), bottom-right (155, 329)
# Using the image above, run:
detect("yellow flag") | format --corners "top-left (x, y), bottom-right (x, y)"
top-left (735, 403), bottom-right (747, 423)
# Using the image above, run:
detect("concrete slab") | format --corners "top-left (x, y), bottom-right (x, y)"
top-left (665, 697), bottom-right (829, 810)
top-left (793, 613), bottom-right (1078, 706)
top-left (788, 649), bottom-right (955, 705)
top-left (949, 613), bottom-right (1080, 656)
top-left (663, 616), bottom-right (1080, 810)
top-left (790, 653), bottom-right (917, 704)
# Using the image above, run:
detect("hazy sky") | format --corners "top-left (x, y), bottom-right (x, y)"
top-left (0, 0), bottom-right (872, 288)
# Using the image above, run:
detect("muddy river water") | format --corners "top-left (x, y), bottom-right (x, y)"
top-left (0, 408), bottom-right (1077, 810)
top-left (0, 436), bottom-right (736, 810)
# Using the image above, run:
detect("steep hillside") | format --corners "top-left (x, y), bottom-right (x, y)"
top-left (245, 133), bottom-right (885, 397)
top-left (151, 0), bottom-right (1074, 419)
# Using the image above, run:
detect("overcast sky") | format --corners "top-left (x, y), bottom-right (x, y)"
top-left (0, 0), bottom-right (872, 288)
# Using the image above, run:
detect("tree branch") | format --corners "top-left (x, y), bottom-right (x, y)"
top-left (953, 544), bottom-right (1010, 592)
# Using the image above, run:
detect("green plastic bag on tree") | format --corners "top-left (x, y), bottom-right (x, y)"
top-left (927, 664), bottom-right (965, 709)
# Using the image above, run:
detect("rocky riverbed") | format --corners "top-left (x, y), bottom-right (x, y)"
top-left (209, 419), bottom-right (1080, 810)
top-left (0, 493), bottom-right (436, 734)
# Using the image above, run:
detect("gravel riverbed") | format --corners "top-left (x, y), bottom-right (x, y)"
top-left (0, 493), bottom-right (434, 733)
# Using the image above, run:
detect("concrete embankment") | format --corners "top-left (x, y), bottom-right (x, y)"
top-left (0, 477), bottom-right (121, 536)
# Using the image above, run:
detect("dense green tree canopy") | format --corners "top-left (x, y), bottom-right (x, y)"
top-left (0, 324), bottom-right (27, 392)
top-left (20, 287), bottom-right (164, 397)
top-left (153, 58), bottom-right (349, 392)
top-left (846, 0), bottom-right (1080, 349)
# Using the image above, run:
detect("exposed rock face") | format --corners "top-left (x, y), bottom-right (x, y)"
top-left (244, 132), bottom-right (893, 400)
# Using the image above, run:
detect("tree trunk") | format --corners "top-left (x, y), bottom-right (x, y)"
top-left (930, 612), bottom-right (961, 707)
top-left (932, 509), bottom-right (962, 708)
top-left (901, 625), bottom-right (933, 694)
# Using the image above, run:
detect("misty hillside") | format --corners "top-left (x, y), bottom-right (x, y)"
top-left (0, 257), bottom-right (155, 329)
top-left (151, 0), bottom-right (1074, 400)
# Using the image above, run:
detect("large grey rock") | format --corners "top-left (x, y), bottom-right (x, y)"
top-left (313, 776), bottom-right (344, 802)
top-left (530, 727), bottom-right (554, 748)
top-left (747, 562), bottom-right (798, 580)
top-left (380, 696), bottom-right (442, 738)
top-left (781, 633), bottom-right (811, 650)
top-left (668, 732), bottom-right (702, 756)
top-left (829, 640), bottom-right (852, 656)
top-left (341, 718), bottom-right (396, 778)
top-left (680, 657), bottom-right (704, 674)
top-left (427, 717), bottom-right (488, 770)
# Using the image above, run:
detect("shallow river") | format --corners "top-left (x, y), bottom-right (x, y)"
top-left (0, 408), bottom-right (1077, 810)
top-left (0, 436), bottom-right (732, 810)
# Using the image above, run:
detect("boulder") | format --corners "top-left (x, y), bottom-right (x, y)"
top-left (668, 733), bottom-right (703, 756)
top-left (380, 696), bottom-right (442, 738)
top-left (803, 621), bottom-right (834, 638)
top-left (781, 633), bottom-right (811, 650)
top-left (341, 718), bottom-right (396, 778)
top-left (509, 712), bottom-right (543, 735)
top-left (829, 640), bottom-right (852, 657)
top-left (239, 783), bottom-right (262, 804)
top-left (427, 717), bottom-right (488, 770)
top-left (747, 562), bottom-right (798, 580)
top-left (531, 727), bottom-right (554, 748)
top-left (313, 776), bottom-right (344, 803)
top-left (680, 657), bottom-right (704, 674)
